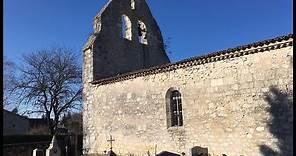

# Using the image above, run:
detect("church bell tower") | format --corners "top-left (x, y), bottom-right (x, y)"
top-left (83, 0), bottom-right (170, 81)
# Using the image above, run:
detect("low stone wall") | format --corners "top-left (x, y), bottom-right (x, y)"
top-left (3, 135), bottom-right (83, 156)
top-left (3, 142), bottom-right (49, 156)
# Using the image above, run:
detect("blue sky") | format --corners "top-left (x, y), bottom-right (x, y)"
top-left (4, 0), bottom-right (293, 64)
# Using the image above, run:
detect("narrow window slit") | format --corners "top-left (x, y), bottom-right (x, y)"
top-left (122, 15), bottom-right (132, 40)
top-left (171, 90), bottom-right (183, 126)
top-left (131, 0), bottom-right (135, 9)
top-left (138, 20), bottom-right (148, 45)
top-left (166, 88), bottom-right (183, 128)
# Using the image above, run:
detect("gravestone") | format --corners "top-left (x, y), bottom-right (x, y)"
top-left (190, 146), bottom-right (208, 156)
top-left (106, 149), bottom-right (117, 156)
top-left (156, 151), bottom-right (181, 156)
top-left (46, 135), bottom-right (61, 156)
top-left (32, 148), bottom-right (44, 156)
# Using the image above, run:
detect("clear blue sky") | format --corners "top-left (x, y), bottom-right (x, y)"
top-left (4, 0), bottom-right (293, 64)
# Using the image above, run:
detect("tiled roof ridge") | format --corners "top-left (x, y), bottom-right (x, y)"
top-left (91, 33), bottom-right (293, 85)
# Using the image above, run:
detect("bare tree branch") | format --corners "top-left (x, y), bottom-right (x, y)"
top-left (11, 47), bottom-right (82, 135)
top-left (3, 57), bottom-right (17, 107)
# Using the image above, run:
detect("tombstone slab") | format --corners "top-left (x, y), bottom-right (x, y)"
top-left (32, 148), bottom-right (44, 156)
top-left (190, 146), bottom-right (208, 156)
top-left (156, 151), bottom-right (180, 156)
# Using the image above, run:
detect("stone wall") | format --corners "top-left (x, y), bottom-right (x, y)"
top-left (83, 37), bottom-right (293, 156)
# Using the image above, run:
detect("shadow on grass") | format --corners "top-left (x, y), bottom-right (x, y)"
top-left (260, 86), bottom-right (293, 156)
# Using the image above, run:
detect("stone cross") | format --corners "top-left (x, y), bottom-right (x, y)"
top-left (107, 135), bottom-right (115, 150)
top-left (46, 135), bottom-right (61, 156)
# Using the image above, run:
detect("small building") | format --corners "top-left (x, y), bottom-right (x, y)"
top-left (3, 109), bottom-right (30, 135)
top-left (3, 109), bottom-right (53, 135)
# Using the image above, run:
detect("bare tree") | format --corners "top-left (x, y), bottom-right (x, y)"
top-left (3, 57), bottom-right (16, 107)
top-left (11, 47), bottom-right (82, 135)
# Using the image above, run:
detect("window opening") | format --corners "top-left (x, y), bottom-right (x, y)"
top-left (138, 20), bottom-right (148, 45)
top-left (122, 15), bottom-right (132, 40)
top-left (170, 90), bottom-right (183, 127)
top-left (131, 0), bottom-right (135, 9)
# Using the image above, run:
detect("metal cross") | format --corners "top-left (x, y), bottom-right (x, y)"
top-left (107, 135), bottom-right (115, 150)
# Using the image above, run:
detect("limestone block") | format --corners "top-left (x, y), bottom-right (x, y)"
top-left (211, 79), bottom-right (223, 86)
top-left (255, 127), bottom-right (265, 132)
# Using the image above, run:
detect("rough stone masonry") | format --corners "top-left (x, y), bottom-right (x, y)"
top-left (82, 0), bottom-right (293, 156)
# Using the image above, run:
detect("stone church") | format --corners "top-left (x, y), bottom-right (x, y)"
top-left (82, 0), bottom-right (293, 155)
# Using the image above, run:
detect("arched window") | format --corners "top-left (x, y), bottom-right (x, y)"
top-left (137, 20), bottom-right (148, 45)
top-left (166, 89), bottom-right (183, 128)
top-left (131, 0), bottom-right (135, 9)
top-left (122, 15), bottom-right (132, 40)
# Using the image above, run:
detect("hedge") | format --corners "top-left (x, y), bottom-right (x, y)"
top-left (4, 135), bottom-right (53, 144)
